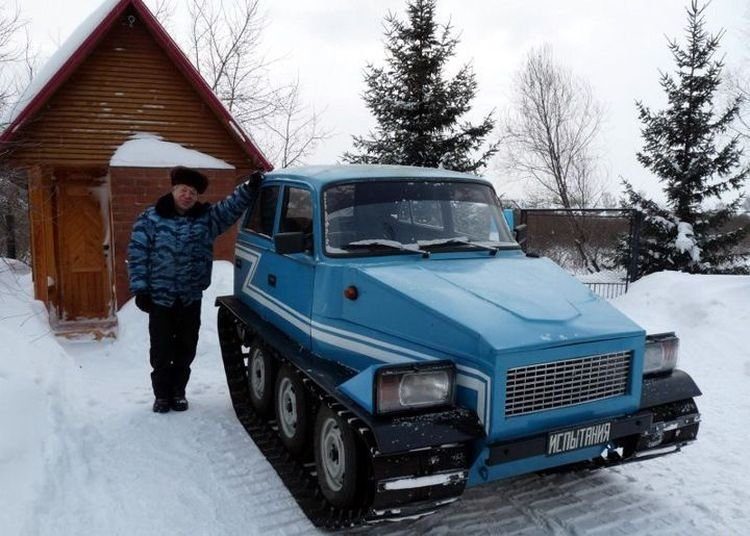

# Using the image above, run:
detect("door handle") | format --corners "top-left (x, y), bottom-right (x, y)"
top-left (268, 274), bottom-right (277, 287)
top-left (235, 258), bottom-right (242, 268)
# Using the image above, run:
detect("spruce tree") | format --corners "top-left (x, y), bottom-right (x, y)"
top-left (343, 0), bottom-right (496, 173)
top-left (618, 0), bottom-right (749, 277)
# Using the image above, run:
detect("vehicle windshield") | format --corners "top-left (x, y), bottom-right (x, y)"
top-left (324, 180), bottom-right (517, 256)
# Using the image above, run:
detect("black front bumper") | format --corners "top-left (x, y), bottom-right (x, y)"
top-left (488, 404), bottom-right (699, 468)
top-left (487, 370), bottom-right (702, 468)
top-left (488, 412), bottom-right (652, 465)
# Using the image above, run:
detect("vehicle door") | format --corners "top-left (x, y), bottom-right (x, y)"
top-left (236, 182), bottom-right (314, 348)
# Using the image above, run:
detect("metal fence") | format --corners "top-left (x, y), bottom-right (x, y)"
top-left (516, 208), bottom-right (642, 299)
top-left (579, 281), bottom-right (629, 299)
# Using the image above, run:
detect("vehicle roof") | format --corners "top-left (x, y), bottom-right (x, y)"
top-left (265, 164), bottom-right (490, 189)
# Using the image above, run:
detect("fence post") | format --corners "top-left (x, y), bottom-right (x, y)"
top-left (519, 209), bottom-right (528, 252)
top-left (627, 210), bottom-right (642, 285)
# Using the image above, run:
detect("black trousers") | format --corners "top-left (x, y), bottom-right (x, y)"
top-left (148, 299), bottom-right (202, 399)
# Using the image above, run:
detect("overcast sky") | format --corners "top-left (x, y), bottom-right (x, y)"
top-left (15, 0), bottom-right (750, 201)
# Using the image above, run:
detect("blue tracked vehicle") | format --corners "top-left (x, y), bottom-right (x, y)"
top-left (215, 165), bottom-right (701, 528)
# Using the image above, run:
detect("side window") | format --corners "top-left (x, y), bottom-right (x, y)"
top-left (246, 186), bottom-right (280, 236)
top-left (279, 187), bottom-right (313, 234)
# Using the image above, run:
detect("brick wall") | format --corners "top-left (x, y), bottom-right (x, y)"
top-left (110, 166), bottom-right (252, 309)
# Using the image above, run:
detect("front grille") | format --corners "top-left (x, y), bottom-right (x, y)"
top-left (505, 351), bottom-right (631, 417)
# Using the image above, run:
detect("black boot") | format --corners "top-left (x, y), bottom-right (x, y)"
top-left (153, 398), bottom-right (171, 413)
top-left (170, 397), bottom-right (189, 412)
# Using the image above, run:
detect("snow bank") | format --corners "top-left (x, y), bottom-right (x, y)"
top-left (0, 260), bottom-right (237, 535)
top-left (612, 270), bottom-right (750, 338)
top-left (0, 260), bottom-right (79, 535)
top-left (609, 271), bottom-right (750, 534)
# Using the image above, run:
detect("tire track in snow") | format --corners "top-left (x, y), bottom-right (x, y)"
top-left (184, 394), bottom-right (316, 535)
top-left (361, 465), bottom-right (732, 536)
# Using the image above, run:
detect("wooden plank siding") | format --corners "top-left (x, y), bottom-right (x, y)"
top-left (9, 6), bottom-right (255, 169)
top-left (27, 165), bottom-right (57, 308)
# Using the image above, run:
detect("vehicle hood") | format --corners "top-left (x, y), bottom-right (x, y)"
top-left (338, 255), bottom-right (643, 363)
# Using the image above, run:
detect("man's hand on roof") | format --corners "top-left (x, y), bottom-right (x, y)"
top-left (241, 171), bottom-right (265, 194)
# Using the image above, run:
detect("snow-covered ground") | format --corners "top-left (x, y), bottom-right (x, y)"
top-left (1, 259), bottom-right (749, 535)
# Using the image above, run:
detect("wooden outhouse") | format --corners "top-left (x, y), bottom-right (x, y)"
top-left (0, 0), bottom-right (272, 335)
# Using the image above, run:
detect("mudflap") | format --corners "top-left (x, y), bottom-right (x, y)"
top-left (216, 297), bottom-right (482, 529)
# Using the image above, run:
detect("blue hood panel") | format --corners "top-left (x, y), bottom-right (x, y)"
top-left (341, 255), bottom-right (643, 363)
top-left (415, 259), bottom-right (583, 322)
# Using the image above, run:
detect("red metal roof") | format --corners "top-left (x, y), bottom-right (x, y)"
top-left (0, 0), bottom-right (272, 171)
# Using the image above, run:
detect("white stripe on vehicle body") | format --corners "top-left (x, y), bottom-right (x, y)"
top-left (245, 286), bottom-right (312, 335)
top-left (312, 320), bottom-right (436, 362)
top-left (235, 246), bottom-right (261, 295)
top-left (312, 327), bottom-right (411, 364)
top-left (456, 367), bottom-right (490, 429)
top-left (235, 243), bottom-right (490, 430)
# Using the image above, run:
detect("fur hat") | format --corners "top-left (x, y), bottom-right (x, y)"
top-left (170, 166), bottom-right (208, 194)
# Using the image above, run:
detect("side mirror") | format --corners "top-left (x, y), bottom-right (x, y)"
top-left (274, 232), bottom-right (307, 254)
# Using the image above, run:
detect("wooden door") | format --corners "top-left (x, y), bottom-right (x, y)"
top-left (57, 180), bottom-right (112, 320)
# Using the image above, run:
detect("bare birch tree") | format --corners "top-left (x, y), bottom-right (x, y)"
top-left (0, 3), bottom-right (32, 261)
top-left (732, 80), bottom-right (750, 140)
top-left (499, 45), bottom-right (608, 271)
top-left (260, 78), bottom-right (330, 167)
top-left (187, 0), bottom-right (282, 125)
top-left (175, 0), bottom-right (327, 166)
top-left (500, 45), bottom-right (606, 209)
top-left (0, 3), bottom-right (24, 117)
top-left (147, 0), bottom-right (176, 30)
top-left (726, 4), bottom-right (750, 142)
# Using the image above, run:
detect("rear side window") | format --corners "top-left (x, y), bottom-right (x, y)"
top-left (246, 186), bottom-right (280, 236)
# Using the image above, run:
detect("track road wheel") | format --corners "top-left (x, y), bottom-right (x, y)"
top-left (314, 404), bottom-right (359, 508)
top-left (275, 364), bottom-right (310, 455)
top-left (247, 343), bottom-right (275, 416)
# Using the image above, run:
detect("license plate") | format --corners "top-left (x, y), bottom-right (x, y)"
top-left (547, 422), bottom-right (611, 455)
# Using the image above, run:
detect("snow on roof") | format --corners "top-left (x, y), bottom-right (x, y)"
top-left (110, 133), bottom-right (234, 169)
top-left (0, 0), bottom-right (272, 170)
top-left (1, 0), bottom-right (121, 126)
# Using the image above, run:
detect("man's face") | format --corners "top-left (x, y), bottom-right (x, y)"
top-left (172, 184), bottom-right (198, 213)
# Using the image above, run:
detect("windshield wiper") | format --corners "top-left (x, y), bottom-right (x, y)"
top-left (417, 237), bottom-right (503, 256)
top-left (341, 239), bottom-right (430, 258)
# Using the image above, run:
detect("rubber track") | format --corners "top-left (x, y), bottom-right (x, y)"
top-left (217, 305), bottom-right (449, 530)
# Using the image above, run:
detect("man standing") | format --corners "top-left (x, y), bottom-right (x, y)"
top-left (128, 166), bottom-right (262, 413)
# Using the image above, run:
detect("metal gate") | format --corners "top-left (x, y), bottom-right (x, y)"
top-left (517, 209), bottom-right (642, 299)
